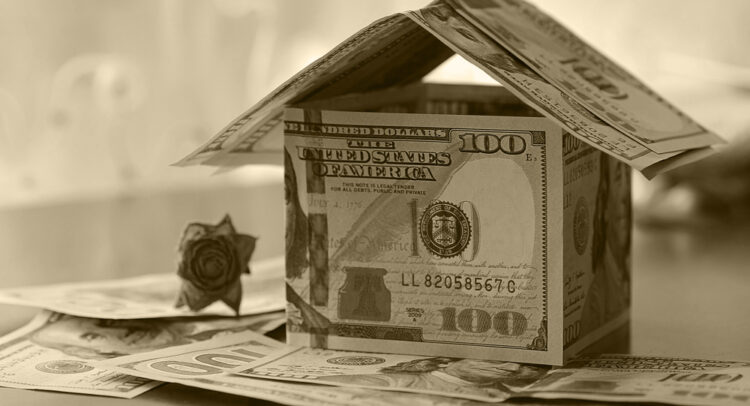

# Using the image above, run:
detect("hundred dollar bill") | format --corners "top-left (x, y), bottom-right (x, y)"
top-left (295, 82), bottom-right (547, 123)
top-left (179, 12), bottom-right (452, 167)
top-left (178, 1), bottom-right (721, 178)
top-left (446, 0), bottom-right (724, 153)
top-left (559, 135), bottom-right (631, 356)
top-left (405, 3), bottom-right (714, 178)
top-left (0, 310), bottom-right (284, 398)
top-left (235, 346), bottom-right (550, 402)
top-left (237, 350), bottom-right (750, 406)
top-left (284, 108), bottom-right (563, 364)
top-left (97, 329), bottom-right (491, 406)
top-left (0, 256), bottom-right (284, 319)
top-left (524, 354), bottom-right (750, 406)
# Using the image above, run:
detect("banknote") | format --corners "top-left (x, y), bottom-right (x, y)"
top-left (524, 354), bottom-right (750, 406)
top-left (447, 0), bottom-right (723, 153)
top-left (177, 1), bottom-right (721, 178)
top-left (235, 345), bottom-right (551, 402)
top-left (405, 3), bottom-right (714, 178)
top-left (296, 82), bottom-right (545, 121)
top-left (284, 108), bottom-right (564, 364)
top-left (237, 349), bottom-right (750, 406)
top-left (97, 329), bottom-right (492, 406)
top-left (0, 256), bottom-right (284, 319)
top-left (0, 310), bottom-right (284, 398)
top-left (178, 12), bottom-right (452, 167)
top-left (559, 135), bottom-right (631, 357)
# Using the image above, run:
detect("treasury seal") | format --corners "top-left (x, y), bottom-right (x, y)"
top-left (573, 196), bottom-right (589, 255)
top-left (35, 360), bottom-right (94, 374)
top-left (326, 356), bottom-right (386, 366)
top-left (419, 201), bottom-right (471, 258)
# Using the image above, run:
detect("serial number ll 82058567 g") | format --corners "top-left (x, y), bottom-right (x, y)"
top-left (400, 273), bottom-right (517, 293)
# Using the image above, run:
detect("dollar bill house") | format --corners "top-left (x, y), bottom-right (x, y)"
top-left (182, 0), bottom-right (721, 365)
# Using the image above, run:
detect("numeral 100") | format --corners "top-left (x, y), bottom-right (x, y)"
top-left (459, 132), bottom-right (526, 154)
top-left (439, 307), bottom-right (527, 336)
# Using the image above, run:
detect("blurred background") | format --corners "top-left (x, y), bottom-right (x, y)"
top-left (0, 0), bottom-right (749, 357)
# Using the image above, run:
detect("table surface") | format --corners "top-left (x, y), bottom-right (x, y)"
top-left (1, 205), bottom-right (749, 405)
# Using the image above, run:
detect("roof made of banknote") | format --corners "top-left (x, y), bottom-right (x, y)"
top-left (178, 0), bottom-right (723, 178)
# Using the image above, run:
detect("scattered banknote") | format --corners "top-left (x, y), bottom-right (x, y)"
top-left (234, 345), bottom-right (551, 402)
top-left (235, 348), bottom-right (750, 406)
top-left (0, 256), bottom-right (284, 319)
top-left (96, 329), bottom-right (492, 406)
top-left (446, 0), bottom-right (723, 154)
top-left (0, 310), bottom-right (285, 398)
top-left (524, 354), bottom-right (750, 406)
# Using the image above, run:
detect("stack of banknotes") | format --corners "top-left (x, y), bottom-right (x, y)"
top-left (0, 257), bottom-right (748, 405)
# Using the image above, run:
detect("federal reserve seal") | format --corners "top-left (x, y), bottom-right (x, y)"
top-left (35, 360), bottom-right (94, 374)
top-left (326, 356), bottom-right (386, 366)
top-left (419, 201), bottom-right (471, 258)
top-left (573, 196), bottom-right (589, 255)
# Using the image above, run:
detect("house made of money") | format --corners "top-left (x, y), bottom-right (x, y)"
top-left (179, 0), bottom-right (723, 365)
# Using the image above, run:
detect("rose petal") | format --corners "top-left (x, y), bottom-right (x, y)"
top-left (234, 234), bottom-right (257, 274)
top-left (175, 293), bottom-right (185, 308)
top-left (178, 223), bottom-right (210, 253)
top-left (220, 279), bottom-right (243, 316)
top-left (176, 278), bottom-right (221, 312)
top-left (199, 257), bottom-right (222, 278)
top-left (210, 214), bottom-right (237, 237)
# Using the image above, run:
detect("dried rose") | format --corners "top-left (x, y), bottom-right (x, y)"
top-left (175, 214), bottom-right (256, 315)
